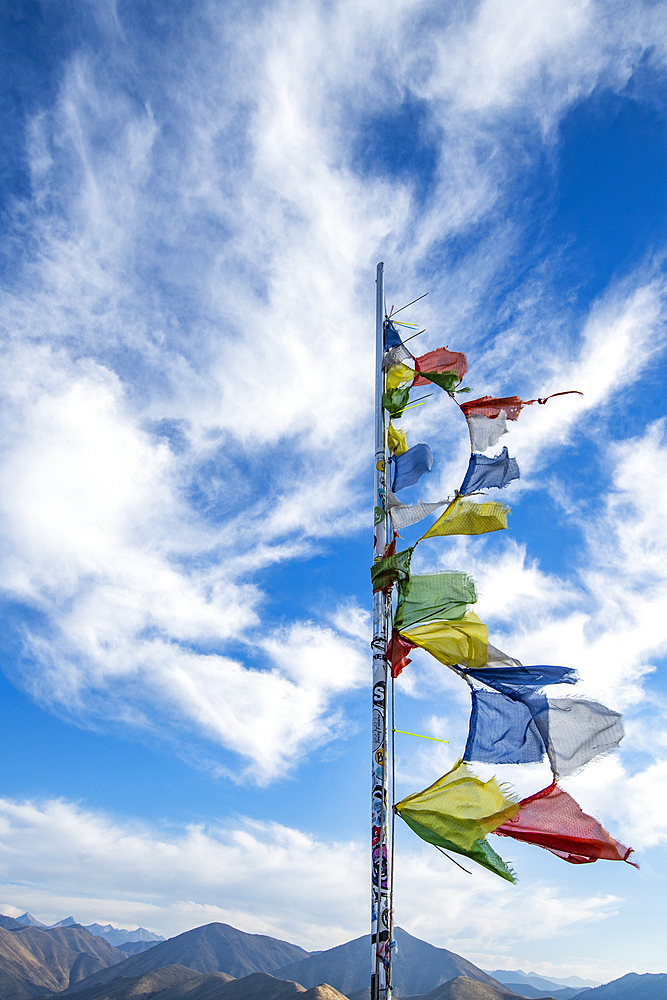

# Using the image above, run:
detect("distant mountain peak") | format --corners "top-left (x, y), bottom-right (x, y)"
top-left (15, 912), bottom-right (48, 928)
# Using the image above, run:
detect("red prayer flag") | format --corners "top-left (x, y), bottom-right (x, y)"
top-left (387, 629), bottom-right (416, 678)
top-left (413, 348), bottom-right (467, 387)
top-left (461, 391), bottom-right (584, 421)
top-left (460, 395), bottom-right (524, 420)
top-left (493, 780), bottom-right (637, 866)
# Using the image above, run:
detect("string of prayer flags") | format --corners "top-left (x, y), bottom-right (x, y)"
top-left (387, 423), bottom-right (408, 456)
top-left (420, 496), bottom-right (510, 539)
top-left (371, 547), bottom-right (414, 592)
top-left (395, 571), bottom-right (477, 630)
top-left (383, 386), bottom-right (411, 417)
top-left (413, 348), bottom-right (468, 386)
top-left (544, 698), bottom-right (624, 777)
top-left (493, 780), bottom-right (636, 866)
top-left (386, 491), bottom-right (447, 530)
top-left (466, 411), bottom-right (509, 453)
top-left (398, 809), bottom-right (517, 882)
top-left (386, 363), bottom-right (417, 390)
top-left (395, 760), bottom-right (519, 851)
top-left (399, 611), bottom-right (488, 668)
top-left (387, 629), bottom-right (416, 678)
top-left (392, 443), bottom-right (434, 491)
top-left (459, 446), bottom-right (519, 495)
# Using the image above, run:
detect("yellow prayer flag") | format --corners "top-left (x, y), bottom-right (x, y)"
top-left (387, 422), bottom-right (408, 456)
top-left (386, 363), bottom-right (416, 390)
top-left (399, 611), bottom-right (488, 668)
top-left (420, 495), bottom-right (509, 540)
top-left (395, 759), bottom-right (519, 851)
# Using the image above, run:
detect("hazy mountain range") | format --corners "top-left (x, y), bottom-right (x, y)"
top-left (0, 913), bottom-right (664, 1000)
top-left (12, 914), bottom-right (165, 950)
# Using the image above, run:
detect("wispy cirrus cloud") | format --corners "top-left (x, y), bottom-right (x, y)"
top-left (1, 0), bottom-right (666, 787)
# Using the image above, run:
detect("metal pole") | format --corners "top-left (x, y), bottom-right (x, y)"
top-left (371, 261), bottom-right (392, 1000)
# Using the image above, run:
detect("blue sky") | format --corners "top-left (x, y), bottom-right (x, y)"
top-left (0, 0), bottom-right (666, 986)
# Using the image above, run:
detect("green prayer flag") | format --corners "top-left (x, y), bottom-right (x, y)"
top-left (395, 571), bottom-right (477, 629)
top-left (419, 371), bottom-right (462, 393)
top-left (371, 547), bottom-right (414, 591)
top-left (382, 386), bottom-right (411, 416)
top-left (398, 812), bottom-right (517, 883)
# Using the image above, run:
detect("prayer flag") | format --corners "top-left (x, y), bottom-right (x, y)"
top-left (420, 371), bottom-right (463, 393)
top-left (420, 496), bottom-right (509, 538)
top-left (545, 698), bottom-right (624, 777)
top-left (461, 396), bottom-right (524, 420)
top-left (467, 411), bottom-right (509, 453)
top-left (383, 343), bottom-right (413, 369)
top-left (382, 386), bottom-right (411, 417)
top-left (494, 780), bottom-right (636, 866)
top-left (413, 348), bottom-right (468, 386)
top-left (398, 811), bottom-right (516, 882)
top-left (387, 491), bottom-right (447, 530)
top-left (384, 320), bottom-right (404, 350)
top-left (399, 611), bottom-right (488, 668)
top-left (371, 547), bottom-right (414, 592)
top-left (464, 689), bottom-right (546, 765)
top-left (395, 571), bottom-right (477, 630)
top-left (387, 423), bottom-right (408, 456)
top-left (395, 759), bottom-right (519, 852)
top-left (387, 629), bottom-right (415, 678)
top-left (463, 691), bottom-right (623, 776)
top-left (465, 663), bottom-right (579, 696)
top-left (459, 447), bottom-right (519, 495)
top-left (386, 363), bottom-right (417, 390)
top-left (392, 443), bottom-right (434, 492)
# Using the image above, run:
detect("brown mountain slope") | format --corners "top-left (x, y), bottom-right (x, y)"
top-left (11, 926), bottom-right (126, 988)
top-left (403, 978), bottom-right (554, 1000)
top-left (40, 963), bottom-right (203, 999)
top-left (64, 923), bottom-right (310, 994)
top-left (0, 925), bottom-right (64, 998)
top-left (302, 987), bottom-right (350, 1000)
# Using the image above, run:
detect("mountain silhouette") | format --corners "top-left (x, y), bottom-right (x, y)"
top-left (274, 927), bottom-right (500, 996)
top-left (568, 972), bottom-right (667, 999)
top-left (62, 922), bottom-right (310, 993)
top-left (0, 924), bottom-right (125, 998)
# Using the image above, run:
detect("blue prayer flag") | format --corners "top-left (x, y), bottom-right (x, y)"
top-left (384, 320), bottom-right (404, 350)
top-left (460, 446), bottom-right (519, 495)
top-left (392, 443), bottom-right (434, 492)
top-left (464, 689), bottom-right (547, 765)
top-left (466, 664), bottom-right (578, 696)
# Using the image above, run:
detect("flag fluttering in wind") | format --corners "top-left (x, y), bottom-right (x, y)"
top-left (420, 496), bottom-right (510, 538)
top-left (387, 491), bottom-right (447, 530)
top-left (395, 571), bottom-right (478, 629)
top-left (463, 690), bottom-right (625, 775)
top-left (413, 347), bottom-right (468, 386)
top-left (399, 612), bottom-right (488, 668)
top-left (395, 760), bottom-right (518, 882)
top-left (459, 447), bottom-right (520, 494)
top-left (493, 781), bottom-right (636, 866)
top-left (392, 443), bottom-right (434, 491)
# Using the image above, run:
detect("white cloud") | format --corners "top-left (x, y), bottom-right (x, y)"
top-left (0, 795), bottom-right (631, 964)
top-left (0, 0), bottom-right (667, 786)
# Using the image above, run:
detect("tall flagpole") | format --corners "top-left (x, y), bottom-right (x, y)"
top-left (371, 261), bottom-right (392, 1000)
